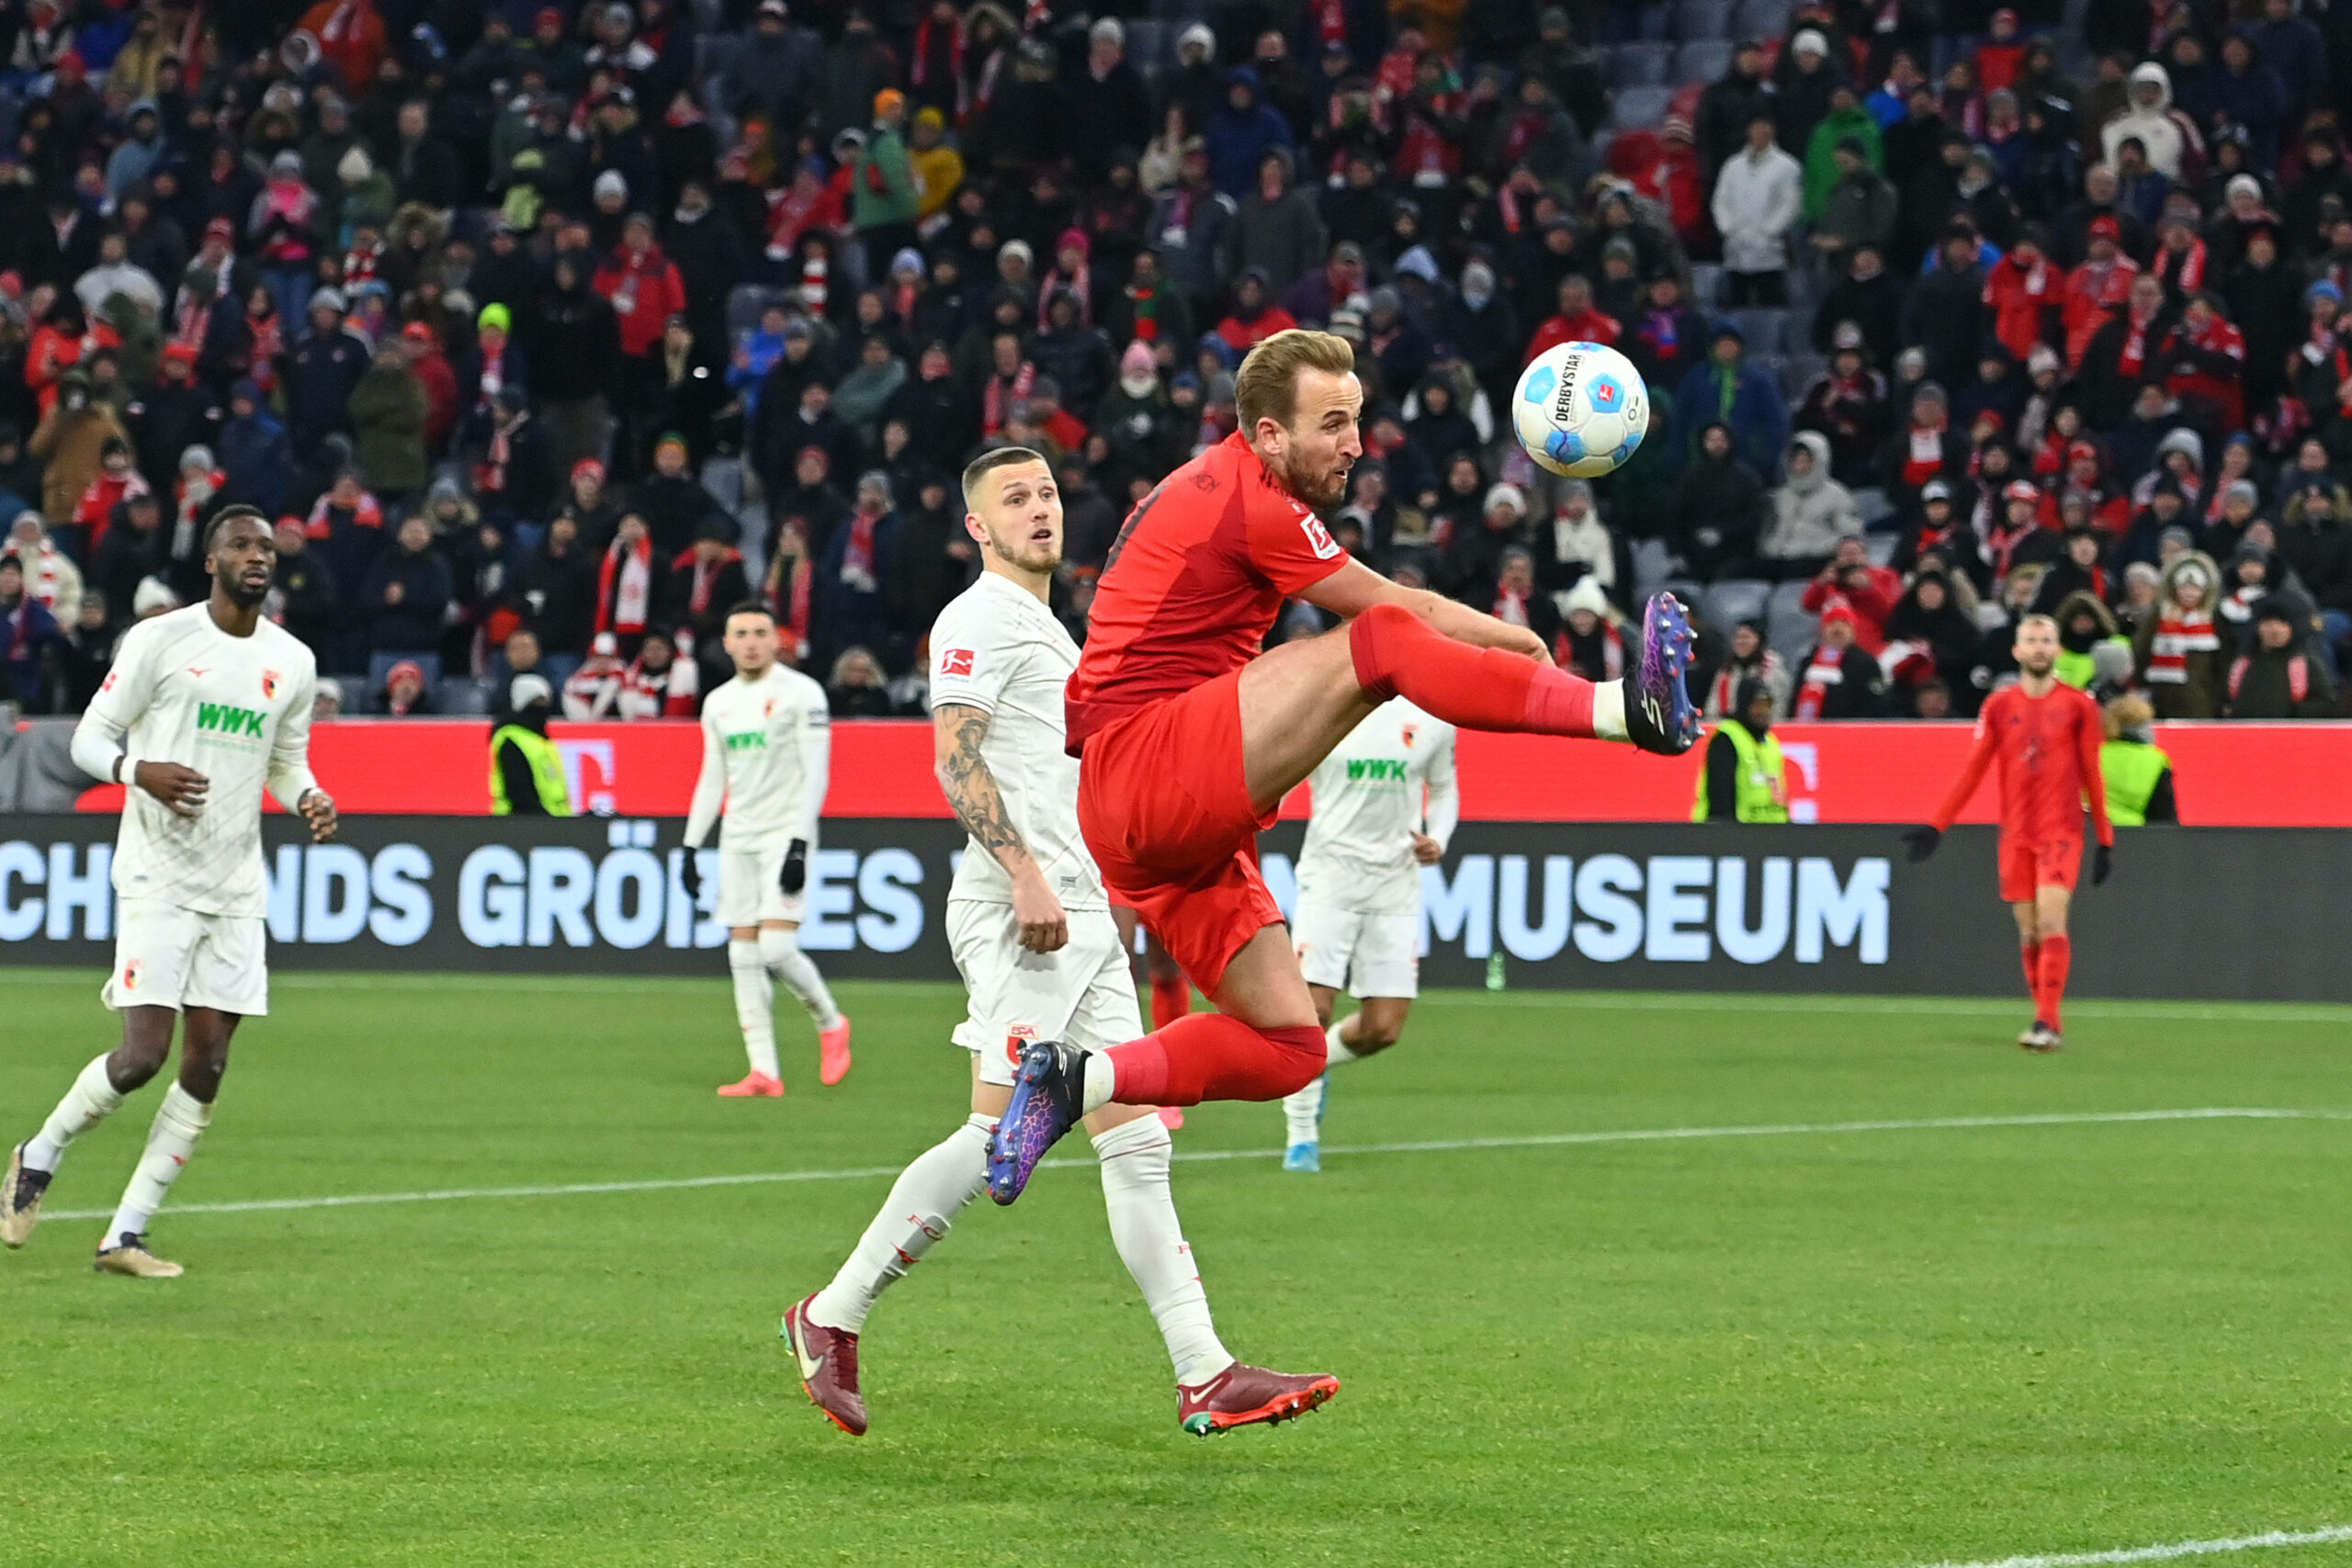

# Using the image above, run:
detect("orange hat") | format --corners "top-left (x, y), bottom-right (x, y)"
top-left (873, 88), bottom-right (905, 120)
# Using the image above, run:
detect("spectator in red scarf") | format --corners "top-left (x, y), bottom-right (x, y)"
top-left (1620, 265), bottom-right (1709, 389)
top-left (1984, 227), bottom-right (2060, 364)
top-left (2062, 214), bottom-right (2139, 368)
top-left (2159, 292), bottom-right (2247, 434)
top-left (817, 469), bottom-right (901, 671)
top-left (1792, 599), bottom-right (1887, 717)
top-left (1876, 378), bottom-right (1971, 511)
top-left (664, 517), bottom-right (752, 649)
top-left (594, 510), bottom-right (659, 656)
top-left (2078, 271), bottom-right (2177, 429)
top-left (2150, 209), bottom-right (2210, 300)
top-left (2035, 437), bottom-right (2133, 534)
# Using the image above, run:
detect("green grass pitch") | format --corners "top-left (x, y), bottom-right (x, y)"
top-left (3, 968), bottom-right (2349, 1568)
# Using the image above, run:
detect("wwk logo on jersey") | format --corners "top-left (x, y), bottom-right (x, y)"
top-left (725, 730), bottom-right (768, 752)
top-left (1298, 514), bottom-right (1341, 560)
top-left (940, 648), bottom-right (975, 677)
top-left (197, 702), bottom-right (267, 739)
top-left (1345, 758), bottom-right (1410, 782)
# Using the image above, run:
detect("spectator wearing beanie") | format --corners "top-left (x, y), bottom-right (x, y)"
top-left (1221, 148), bottom-right (1325, 296)
top-left (1664, 419), bottom-right (1767, 582)
top-left (534, 254), bottom-right (627, 479)
top-left (1671, 321), bottom-right (1787, 477)
top-left (2226, 596), bottom-right (2338, 716)
top-left (1793, 599), bottom-right (1887, 718)
top-left (348, 341), bottom-right (430, 500)
top-left (2132, 549), bottom-right (2229, 716)
top-left (1875, 378), bottom-right (1970, 514)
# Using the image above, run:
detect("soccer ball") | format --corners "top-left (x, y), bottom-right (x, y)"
top-left (1511, 342), bottom-right (1649, 479)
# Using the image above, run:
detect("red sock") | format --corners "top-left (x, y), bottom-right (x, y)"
top-left (1148, 972), bottom-right (1192, 1032)
top-left (2020, 940), bottom-right (2041, 1011)
top-left (1350, 601), bottom-right (1597, 736)
top-left (1105, 1014), bottom-right (1327, 1105)
top-left (2037, 935), bottom-right (2071, 1032)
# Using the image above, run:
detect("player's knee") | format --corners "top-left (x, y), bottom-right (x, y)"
top-left (1353, 1020), bottom-right (1404, 1052)
top-left (1261, 1022), bottom-right (1328, 1096)
top-left (178, 1055), bottom-right (227, 1103)
top-left (108, 1036), bottom-right (168, 1089)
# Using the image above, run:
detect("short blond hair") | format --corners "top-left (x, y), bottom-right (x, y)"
top-left (1234, 328), bottom-right (1358, 434)
top-left (2104, 693), bottom-right (2153, 739)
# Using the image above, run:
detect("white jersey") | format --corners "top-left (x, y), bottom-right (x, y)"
top-left (1295, 699), bottom-right (1458, 916)
top-left (928, 570), bottom-right (1106, 911)
top-left (684, 664), bottom-right (830, 852)
top-left (70, 603), bottom-right (319, 919)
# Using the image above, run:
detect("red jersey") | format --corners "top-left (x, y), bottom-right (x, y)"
top-left (1066, 432), bottom-right (1351, 750)
top-left (1929, 682), bottom-right (2113, 848)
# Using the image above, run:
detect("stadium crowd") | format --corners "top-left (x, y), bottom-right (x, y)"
top-left (0, 0), bottom-right (2345, 728)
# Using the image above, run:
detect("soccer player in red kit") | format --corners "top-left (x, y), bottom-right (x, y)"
top-left (1903, 615), bottom-right (2114, 1051)
top-left (989, 330), bottom-right (1701, 1204)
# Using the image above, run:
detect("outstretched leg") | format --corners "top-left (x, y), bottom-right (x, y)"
top-left (6, 1007), bottom-right (178, 1250)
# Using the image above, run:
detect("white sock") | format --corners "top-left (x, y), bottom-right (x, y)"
top-left (1324, 1016), bottom-right (1363, 1067)
top-left (104, 1083), bottom-right (209, 1247)
top-left (1280, 1020), bottom-right (1357, 1146)
top-left (728, 939), bottom-right (780, 1079)
top-left (1093, 1116), bottom-right (1233, 1387)
top-left (760, 927), bottom-right (842, 1031)
top-left (808, 1113), bottom-right (990, 1334)
top-left (1080, 1051), bottom-right (1117, 1114)
top-left (24, 1054), bottom-right (127, 1172)
top-left (1592, 680), bottom-right (1629, 741)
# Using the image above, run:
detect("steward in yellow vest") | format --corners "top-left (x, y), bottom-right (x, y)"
top-left (1692, 679), bottom-right (1791, 823)
top-left (489, 674), bottom-right (572, 816)
top-left (2099, 694), bottom-right (2176, 826)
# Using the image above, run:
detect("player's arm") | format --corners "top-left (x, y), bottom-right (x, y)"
top-left (1414, 725), bottom-right (1459, 864)
top-left (781, 695), bottom-right (830, 894)
top-left (1302, 557), bottom-right (1551, 662)
top-left (1905, 702), bottom-right (2003, 858)
top-left (267, 665), bottom-right (335, 841)
top-left (678, 711), bottom-right (726, 899)
top-left (933, 702), bottom-right (1067, 954)
top-left (2077, 698), bottom-right (2115, 882)
top-left (68, 622), bottom-right (207, 816)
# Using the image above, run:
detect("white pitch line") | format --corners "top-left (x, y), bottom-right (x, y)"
top-left (1914, 1523), bottom-right (2352, 1568)
top-left (42, 1107), bottom-right (2346, 1224)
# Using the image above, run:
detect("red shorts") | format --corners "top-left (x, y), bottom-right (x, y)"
top-left (1077, 671), bottom-right (1283, 995)
top-left (1999, 835), bottom-right (2082, 904)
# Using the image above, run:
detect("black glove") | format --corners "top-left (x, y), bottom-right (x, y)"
top-left (679, 849), bottom-right (702, 900)
top-left (2092, 843), bottom-right (2113, 886)
top-left (1901, 826), bottom-right (1942, 863)
top-left (780, 838), bottom-right (808, 895)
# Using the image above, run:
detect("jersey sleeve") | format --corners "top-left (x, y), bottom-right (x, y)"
top-left (927, 601), bottom-right (1014, 715)
top-left (69, 617), bottom-right (160, 783)
top-left (796, 684), bottom-right (831, 844)
top-left (1928, 694), bottom-right (2004, 832)
top-left (2076, 694), bottom-right (2113, 848)
top-left (266, 659), bottom-right (322, 813)
top-left (1243, 486), bottom-right (1353, 599)
top-left (683, 706), bottom-right (726, 849)
top-left (1421, 723), bottom-right (1460, 852)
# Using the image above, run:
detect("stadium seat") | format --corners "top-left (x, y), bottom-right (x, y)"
top-left (1633, 536), bottom-right (1675, 595)
top-left (1702, 578), bottom-right (1772, 630)
top-left (1866, 533), bottom-right (1899, 568)
top-left (1589, 130), bottom-right (1617, 170)
top-left (728, 283), bottom-right (786, 339)
top-left (1781, 352), bottom-right (1825, 400)
top-left (1674, 0), bottom-right (1735, 39)
top-left (1852, 487), bottom-right (1894, 527)
top-left (436, 677), bottom-right (494, 716)
top-left (1770, 606), bottom-right (1819, 665)
top-left (1768, 578), bottom-right (1813, 626)
top-left (702, 456), bottom-right (744, 515)
top-left (1690, 262), bottom-right (1724, 306)
top-left (1611, 42), bottom-right (1675, 85)
top-left (1659, 578), bottom-right (1707, 618)
top-left (1733, 0), bottom-right (1793, 40)
top-left (1676, 39), bottom-right (1735, 83)
top-left (1634, 3), bottom-right (1673, 42)
top-left (1125, 18), bottom-right (1167, 71)
top-left (1731, 307), bottom-right (1787, 355)
top-left (1609, 85), bottom-right (1673, 130)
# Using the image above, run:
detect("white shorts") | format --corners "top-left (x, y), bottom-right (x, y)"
top-left (104, 897), bottom-right (269, 1016)
top-left (716, 845), bottom-right (809, 928)
top-left (948, 899), bottom-right (1141, 1087)
top-left (1292, 898), bottom-right (1419, 999)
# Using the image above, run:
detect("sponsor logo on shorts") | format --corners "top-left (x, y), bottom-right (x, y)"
top-left (121, 960), bottom-right (141, 991)
top-left (941, 648), bottom-right (975, 677)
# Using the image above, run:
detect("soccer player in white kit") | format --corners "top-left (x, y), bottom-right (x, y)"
top-left (1279, 697), bottom-right (1457, 1172)
top-left (680, 604), bottom-right (852, 1096)
top-left (782, 447), bottom-right (1338, 1438)
top-left (2, 509), bottom-right (336, 1278)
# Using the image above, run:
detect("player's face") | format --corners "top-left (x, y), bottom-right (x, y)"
top-left (968, 460), bottom-right (1063, 573)
top-left (2014, 618), bottom-right (2059, 676)
top-left (1268, 368), bottom-right (1363, 507)
top-left (208, 516), bottom-right (277, 608)
top-left (725, 611), bottom-right (780, 674)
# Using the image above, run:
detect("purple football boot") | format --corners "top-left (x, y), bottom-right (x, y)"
top-left (1623, 591), bottom-right (1702, 755)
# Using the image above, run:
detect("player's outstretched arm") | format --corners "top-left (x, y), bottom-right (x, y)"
top-left (1302, 558), bottom-right (1551, 663)
top-left (933, 703), bottom-right (1067, 954)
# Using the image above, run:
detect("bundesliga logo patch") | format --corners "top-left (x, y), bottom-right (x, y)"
top-left (941, 649), bottom-right (975, 677)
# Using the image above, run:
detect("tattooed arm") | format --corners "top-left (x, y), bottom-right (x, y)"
top-left (934, 701), bottom-right (1069, 953)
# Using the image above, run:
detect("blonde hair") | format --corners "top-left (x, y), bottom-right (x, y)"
top-left (1234, 329), bottom-right (1358, 434)
top-left (2104, 693), bottom-right (2154, 739)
